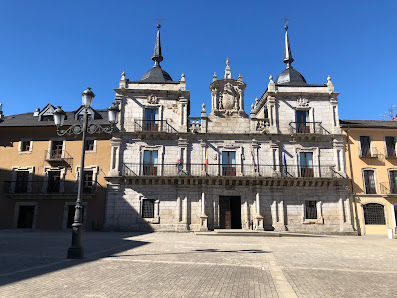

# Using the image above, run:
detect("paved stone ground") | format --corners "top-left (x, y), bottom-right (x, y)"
top-left (0, 231), bottom-right (396, 297)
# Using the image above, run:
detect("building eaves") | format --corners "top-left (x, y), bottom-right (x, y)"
top-left (340, 119), bottom-right (397, 129)
top-left (0, 110), bottom-right (109, 127)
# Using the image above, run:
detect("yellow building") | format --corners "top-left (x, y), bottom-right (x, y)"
top-left (341, 120), bottom-right (397, 238)
top-left (0, 104), bottom-right (112, 230)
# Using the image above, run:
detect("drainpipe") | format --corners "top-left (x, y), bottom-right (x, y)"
top-left (345, 127), bottom-right (361, 235)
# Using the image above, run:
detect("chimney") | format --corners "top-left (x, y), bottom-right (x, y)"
top-left (392, 115), bottom-right (397, 121)
top-left (0, 103), bottom-right (3, 119)
top-left (33, 108), bottom-right (40, 116)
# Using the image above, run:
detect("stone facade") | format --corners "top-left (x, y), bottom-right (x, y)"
top-left (104, 26), bottom-right (355, 234)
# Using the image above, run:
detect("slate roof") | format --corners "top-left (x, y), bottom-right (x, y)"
top-left (0, 109), bottom-right (109, 127)
top-left (340, 119), bottom-right (397, 129)
top-left (275, 67), bottom-right (307, 86)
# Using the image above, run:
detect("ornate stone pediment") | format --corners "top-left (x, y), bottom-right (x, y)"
top-left (209, 59), bottom-right (247, 117)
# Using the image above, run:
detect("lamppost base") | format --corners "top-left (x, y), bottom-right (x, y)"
top-left (67, 246), bottom-right (84, 259)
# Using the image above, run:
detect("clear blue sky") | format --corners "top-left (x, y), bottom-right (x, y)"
top-left (0, 0), bottom-right (396, 120)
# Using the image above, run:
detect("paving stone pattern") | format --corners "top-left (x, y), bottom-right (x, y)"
top-left (0, 231), bottom-right (395, 297)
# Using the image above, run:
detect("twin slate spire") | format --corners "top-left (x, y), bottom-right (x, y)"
top-left (139, 22), bottom-right (174, 83)
top-left (283, 24), bottom-right (294, 69)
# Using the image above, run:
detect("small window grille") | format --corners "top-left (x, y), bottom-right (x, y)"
top-left (305, 201), bottom-right (317, 219)
top-left (363, 203), bottom-right (385, 225)
top-left (142, 199), bottom-right (155, 218)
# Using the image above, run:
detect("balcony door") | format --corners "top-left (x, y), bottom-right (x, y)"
top-left (390, 171), bottom-right (397, 194)
top-left (52, 141), bottom-right (63, 159)
top-left (222, 151), bottom-right (236, 176)
top-left (145, 108), bottom-right (159, 131)
top-left (300, 152), bottom-right (314, 177)
top-left (363, 170), bottom-right (376, 194)
top-left (15, 170), bottom-right (29, 193)
top-left (296, 110), bottom-right (309, 133)
top-left (47, 170), bottom-right (61, 193)
top-left (143, 150), bottom-right (158, 176)
top-left (360, 136), bottom-right (371, 157)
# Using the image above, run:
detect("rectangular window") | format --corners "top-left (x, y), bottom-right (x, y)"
top-left (363, 170), bottom-right (376, 194)
top-left (41, 115), bottom-right (53, 121)
top-left (78, 114), bottom-right (92, 121)
top-left (305, 201), bottom-right (317, 219)
top-left (142, 199), bottom-right (155, 218)
top-left (83, 170), bottom-right (94, 193)
top-left (143, 150), bottom-right (158, 176)
top-left (15, 171), bottom-right (29, 193)
top-left (385, 137), bottom-right (396, 158)
top-left (222, 151), bottom-right (236, 176)
top-left (51, 141), bottom-right (63, 159)
top-left (360, 136), bottom-right (371, 157)
top-left (296, 110), bottom-right (309, 133)
top-left (299, 152), bottom-right (314, 177)
top-left (85, 140), bottom-right (95, 151)
top-left (47, 170), bottom-right (61, 193)
top-left (21, 141), bottom-right (31, 152)
top-left (144, 108), bottom-right (159, 131)
top-left (389, 171), bottom-right (397, 194)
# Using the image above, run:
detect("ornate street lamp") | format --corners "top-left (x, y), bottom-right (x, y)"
top-left (53, 87), bottom-right (119, 259)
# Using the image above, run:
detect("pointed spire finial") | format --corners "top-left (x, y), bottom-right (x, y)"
top-left (224, 57), bottom-right (231, 79)
top-left (282, 18), bottom-right (294, 69)
top-left (152, 21), bottom-right (164, 68)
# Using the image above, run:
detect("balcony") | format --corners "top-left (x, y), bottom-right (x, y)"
top-left (134, 120), bottom-right (177, 133)
top-left (359, 146), bottom-right (381, 159)
top-left (3, 181), bottom-right (97, 195)
top-left (44, 150), bottom-right (73, 168)
top-left (121, 163), bottom-right (340, 179)
top-left (289, 122), bottom-right (328, 135)
top-left (380, 182), bottom-right (397, 195)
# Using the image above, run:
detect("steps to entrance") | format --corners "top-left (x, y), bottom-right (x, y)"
top-left (195, 229), bottom-right (324, 237)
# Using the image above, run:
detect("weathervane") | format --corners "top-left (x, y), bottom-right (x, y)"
top-left (281, 16), bottom-right (290, 30)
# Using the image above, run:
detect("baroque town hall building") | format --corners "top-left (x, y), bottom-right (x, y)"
top-left (104, 24), bottom-right (355, 234)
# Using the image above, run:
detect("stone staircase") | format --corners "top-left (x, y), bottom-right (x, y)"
top-left (195, 229), bottom-right (323, 237)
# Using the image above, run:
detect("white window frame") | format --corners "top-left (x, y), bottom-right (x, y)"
top-left (75, 165), bottom-right (99, 193)
top-left (139, 196), bottom-right (160, 223)
top-left (18, 139), bottom-right (33, 154)
top-left (43, 166), bottom-right (67, 193)
top-left (10, 166), bottom-right (35, 193)
top-left (85, 137), bottom-right (97, 154)
top-left (362, 168), bottom-right (377, 195)
top-left (48, 138), bottom-right (66, 159)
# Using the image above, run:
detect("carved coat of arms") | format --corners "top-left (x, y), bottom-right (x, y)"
top-left (222, 82), bottom-right (236, 111)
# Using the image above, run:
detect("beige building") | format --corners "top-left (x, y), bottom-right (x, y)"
top-left (104, 24), bottom-right (355, 234)
top-left (342, 120), bottom-right (397, 237)
top-left (0, 104), bottom-right (112, 230)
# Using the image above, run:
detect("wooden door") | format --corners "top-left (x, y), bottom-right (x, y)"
top-left (219, 196), bottom-right (232, 229)
top-left (17, 206), bottom-right (35, 228)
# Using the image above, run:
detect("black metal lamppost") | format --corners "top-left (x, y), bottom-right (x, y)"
top-left (53, 88), bottom-right (120, 259)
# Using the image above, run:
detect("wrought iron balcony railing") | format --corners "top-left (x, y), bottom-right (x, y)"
top-left (3, 181), bottom-right (97, 195)
top-left (359, 146), bottom-right (381, 158)
top-left (134, 120), bottom-right (177, 133)
top-left (380, 182), bottom-right (397, 195)
top-left (121, 163), bottom-right (340, 179)
top-left (289, 122), bottom-right (328, 134)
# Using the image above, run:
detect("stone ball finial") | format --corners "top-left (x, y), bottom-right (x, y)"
top-left (269, 75), bottom-right (273, 81)
top-left (327, 75), bottom-right (331, 82)
top-left (251, 103), bottom-right (254, 111)
top-left (157, 24), bottom-right (161, 29)
top-left (255, 97), bottom-right (258, 105)
top-left (238, 73), bottom-right (243, 81)
top-left (285, 24), bottom-right (288, 31)
top-left (181, 73), bottom-right (186, 82)
top-left (226, 57), bottom-right (230, 66)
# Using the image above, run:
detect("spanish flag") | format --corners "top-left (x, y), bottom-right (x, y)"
top-left (204, 148), bottom-right (208, 171)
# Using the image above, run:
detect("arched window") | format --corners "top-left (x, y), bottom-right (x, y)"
top-left (363, 203), bottom-right (385, 225)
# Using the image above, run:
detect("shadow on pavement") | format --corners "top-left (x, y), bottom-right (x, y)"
top-left (0, 230), bottom-right (151, 287)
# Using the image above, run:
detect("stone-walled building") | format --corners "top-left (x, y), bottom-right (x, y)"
top-left (104, 24), bottom-right (355, 234)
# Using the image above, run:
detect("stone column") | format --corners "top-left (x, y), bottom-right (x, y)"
top-left (199, 192), bottom-right (208, 231)
top-left (103, 181), bottom-right (120, 231)
top-left (243, 200), bottom-right (250, 230)
top-left (267, 96), bottom-right (278, 134)
top-left (108, 137), bottom-right (122, 176)
top-left (254, 192), bottom-right (264, 231)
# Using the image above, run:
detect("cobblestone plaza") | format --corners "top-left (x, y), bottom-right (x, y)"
top-left (0, 231), bottom-right (396, 297)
